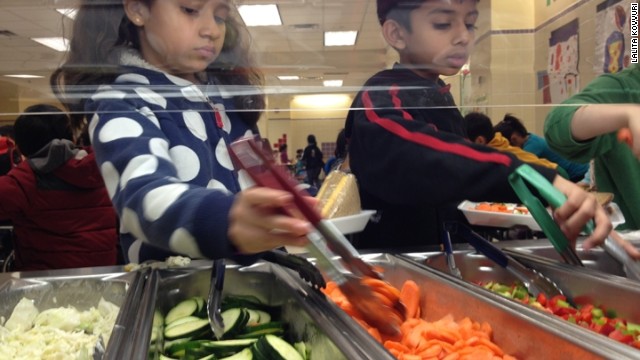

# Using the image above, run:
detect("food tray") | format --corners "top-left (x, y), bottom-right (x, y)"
top-left (321, 253), bottom-right (637, 359)
top-left (328, 209), bottom-right (376, 234)
top-left (401, 250), bottom-right (640, 357)
top-left (133, 260), bottom-right (392, 360)
top-left (0, 266), bottom-right (146, 360)
top-left (458, 200), bottom-right (542, 231)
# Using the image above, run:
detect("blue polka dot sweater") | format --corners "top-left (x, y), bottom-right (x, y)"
top-left (86, 51), bottom-right (260, 263)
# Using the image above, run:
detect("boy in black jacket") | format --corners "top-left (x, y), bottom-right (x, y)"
top-left (345, 0), bottom-right (610, 250)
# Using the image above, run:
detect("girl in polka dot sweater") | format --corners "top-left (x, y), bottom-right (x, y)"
top-left (50, 0), bottom-right (312, 263)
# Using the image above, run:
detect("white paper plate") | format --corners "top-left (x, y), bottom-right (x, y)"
top-left (457, 200), bottom-right (541, 231)
top-left (285, 210), bottom-right (376, 254)
top-left (328, 210), bottom-right (376, 235)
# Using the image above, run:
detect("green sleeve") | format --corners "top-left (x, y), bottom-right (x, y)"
top-left (544, 70), bottom-right (636, 162)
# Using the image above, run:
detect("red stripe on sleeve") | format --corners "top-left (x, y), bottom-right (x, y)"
top-left (389, 85), bottom-right (414, 120)
top-left (361, 90), bottom-right (512, 167)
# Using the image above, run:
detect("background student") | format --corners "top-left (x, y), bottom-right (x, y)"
top-left (464, 111), bottom-right (568, 178)
top-left (495, 114), bottom-right (589, 182)
top-left (0, 104), bottom-right (119, 271)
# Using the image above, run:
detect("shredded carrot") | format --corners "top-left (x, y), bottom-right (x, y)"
top-left (322, 280), bottom-right (517, 359)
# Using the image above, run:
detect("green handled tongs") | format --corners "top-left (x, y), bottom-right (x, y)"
top-left (508, 164), bottom-right (584, 266)
top-left (510, 165), bottom-right (640, 281)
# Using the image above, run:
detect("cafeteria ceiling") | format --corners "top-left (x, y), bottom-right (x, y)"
top-left (0, 0), bottom-right (390, 99)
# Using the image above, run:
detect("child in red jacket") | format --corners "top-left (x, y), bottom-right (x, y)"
top-left (0, 104), bottom-right (119, 271)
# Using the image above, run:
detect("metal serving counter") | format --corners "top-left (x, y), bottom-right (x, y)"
top-left (2, 245), bottom-right (640, 359)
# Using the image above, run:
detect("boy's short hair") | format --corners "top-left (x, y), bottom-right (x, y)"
top-left (464, 112), bottom-right (494, 142)
top-left (377, 0), bottom-right (424, 25)
top-left (377, 0), bottom-right (479, 25)
top-left (14, 104), bottom-right (73, 157)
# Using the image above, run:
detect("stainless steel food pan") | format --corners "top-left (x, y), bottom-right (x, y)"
top-left (401, 251), bottom-right (640, 359)
top-left (133, 260), bottom-right (393, 360)
top-left (349, 252), bottom-right (638, 359)
top-left (0, 266), bottom-right (146, 360)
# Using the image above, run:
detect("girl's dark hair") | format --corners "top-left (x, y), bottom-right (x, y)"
top-left (50, 0), bottom-right (265, 135)
top-left (494, 114), bottom-right (528, 139)
top-left (14, 104), bottom-right (73, 157)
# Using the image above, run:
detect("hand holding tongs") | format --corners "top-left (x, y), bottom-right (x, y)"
top-left (508, 164), bottom-right (584, 266)
top-left (446, 221), bottom-right (570, 303)
top-left (509, 164), bottom-right (640, 281)
top-left (228, 136), bottom-right (405, 334)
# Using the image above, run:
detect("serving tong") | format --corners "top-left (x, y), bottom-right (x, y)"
top-left (207, 259), bottom-right (226, 339)
top-left (509, 164), bottom-right (640, 281)
top-left (446, 221), bottom-right (570, 304)
top-left (228, 135), bottom-right (405, 335)
top-left (441, 229), bottom-right (462, 279)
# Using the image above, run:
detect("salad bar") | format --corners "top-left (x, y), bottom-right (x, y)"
top-left (1, 239), bottom-right (639, 360)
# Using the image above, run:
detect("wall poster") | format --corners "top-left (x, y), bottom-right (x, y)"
top-left (594, 0), bottom-right (632, 74)
top-left (547, 19), bottom-right (580, 104)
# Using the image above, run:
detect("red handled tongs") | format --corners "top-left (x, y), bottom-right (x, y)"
top-left (228, 136), bottom-right (405, 334)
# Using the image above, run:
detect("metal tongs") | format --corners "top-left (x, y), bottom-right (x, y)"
top-left (228, 136), bottom-right (404, 334)
top-left (509, 164), bottom-right (640, 281)
top-left (442, 229), bottom-right (462, 279)
top-left (446, 221), bottom-right (570, 303)
top-left (207, 259), bottom-right (226, 339)
top-left (508, 164), bottom-right (584, 266)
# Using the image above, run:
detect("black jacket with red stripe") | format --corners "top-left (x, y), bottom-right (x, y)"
top-left (345, 63), bottom-right (556, 250)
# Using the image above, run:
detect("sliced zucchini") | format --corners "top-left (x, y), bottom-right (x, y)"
top-left (221, 295), bottom-right (269, 312)
top-left (197, 355), bottom-right (216, 360)
top-left (221, 308), bottom-right (249, 338)
top-left (254, 310), bottom-right (271, 325)
top-left (219, 347), bottom-right (253, 360)
top-left (250, 342), bottom-right (270, 360)
top-left (236, 327), bottom-right (284, 339)
top-left (163, 337), bottom-right (192, 352)
top-left (164, 318), bottom-right (211, 340)
top-left (165, 316), bottom-right (204, 330)
top-left (165, 340), bottom-right (209, 358)
top-left (166, 298), bottom-right (200, 325)
top-left (238, 322), bottom-right (285, 339)
top-left (246, 309), bottom-right (261, 326)
top-left (153, 309), bottom-right (165, 327)
top-left (293, 342), bottom-right (308, 360)
top-left (201, 338), bottom-right (257, 356)
top-left (257, 335), bottom-right (304, 360)
top-left (192, 296), bottom-right (206, 317)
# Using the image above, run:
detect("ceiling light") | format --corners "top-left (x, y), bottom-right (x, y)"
top-left (323, 80), bottom-right (343, 87)
top-left (238, 4), bottom-right (282, 26)
top-left (324, 31), bottom-right (358, 46)
top-left (31, 37), bottom-right (69, 52)
top-left (3, 74), bottom-right (44, 79)
top-left (56, 8), bottom-right (78, 19)
top-left (277, 75), bottom-right (300, 81)
top-left (293, 94), bottom-right (351, 108)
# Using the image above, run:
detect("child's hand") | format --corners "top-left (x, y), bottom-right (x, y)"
top-left (619, 107), bottom-right (640, 158)
top-left (598, 230), bottom-right (640, 260)
top-left (551, 175), bottom-right (612, 248)
top-left (228, 187), bottom-right (312, 253)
